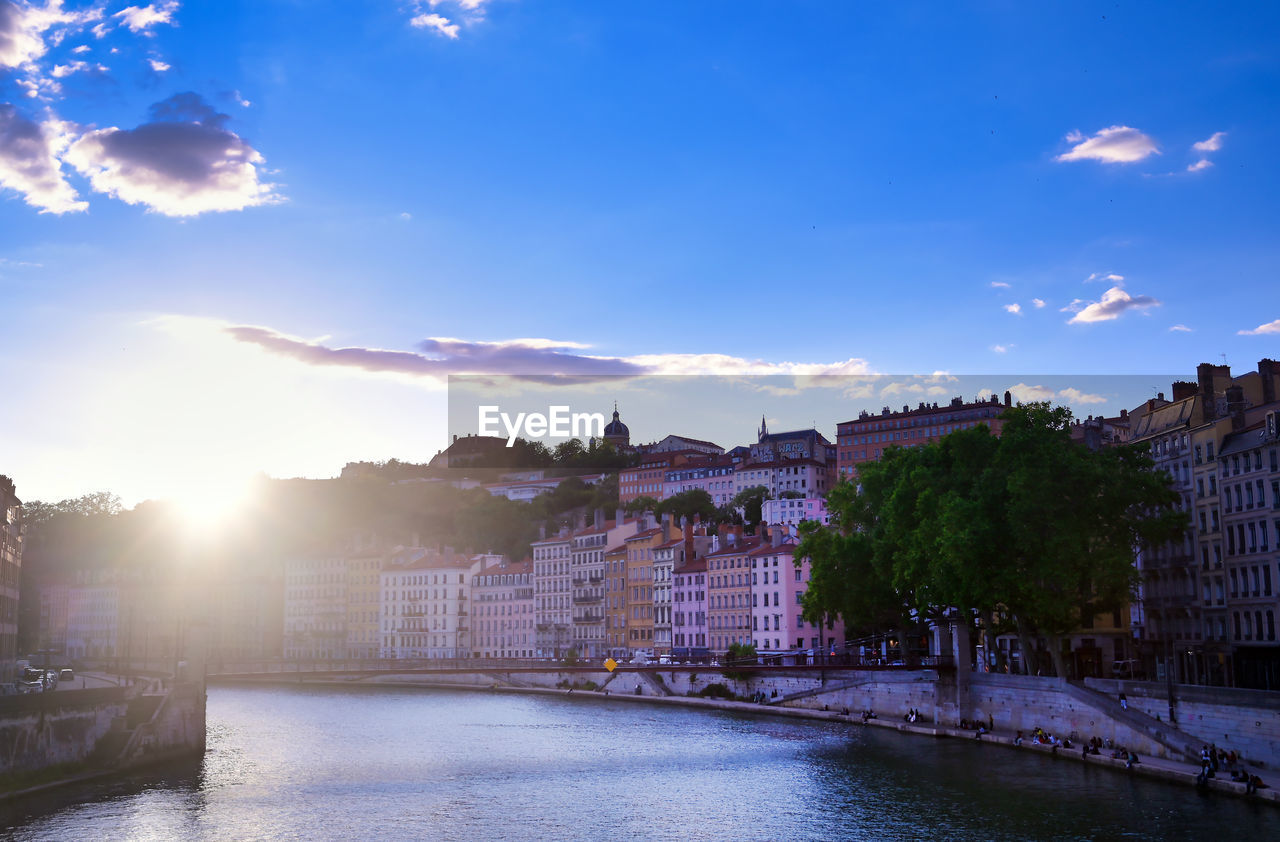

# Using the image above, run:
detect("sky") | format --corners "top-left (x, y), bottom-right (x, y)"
top-left (2, 1), bottom-right (1279, 507)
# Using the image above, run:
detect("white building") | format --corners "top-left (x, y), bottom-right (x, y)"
top-left (762, 497), bottom-right (831, 529)
top-left (380, 547), bottom-right (476, 660)
top-left (734, 458), bottom-right (830, 499)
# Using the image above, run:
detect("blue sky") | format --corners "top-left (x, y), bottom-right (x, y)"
top-left (2, 1), bottom-right (1278, 505)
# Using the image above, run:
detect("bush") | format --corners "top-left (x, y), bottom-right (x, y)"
top-left (698, 682), bottom-right (735, 699)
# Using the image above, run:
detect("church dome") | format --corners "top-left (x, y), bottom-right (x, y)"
top-left (603, 405), bottom-right (629, 442)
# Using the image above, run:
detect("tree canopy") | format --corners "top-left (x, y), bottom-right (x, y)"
top-left (796, 403), bottom-right (1185, 676)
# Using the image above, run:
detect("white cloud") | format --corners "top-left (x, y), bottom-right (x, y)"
top-left (1187, 159), bottom-right (1212, 172)
top-left (1169, 324), bottom-right (1193, 333)
top-left (991, 344), bottom-right (1011, 354)
top-left (63, 92), bottom-right (280, 216)
top-left (0, 104), bottom-right (85, 213)
top-left (409, 1), bottom-right (491, 38)
top-left (0, 0), bottom-right (101, 69)
top-left (1003, 303), bottom-right (1022, 315)
top-left (399, 211), bottom-right (412, 221)
top-left (1085, 272), bottom-right (1124, 284)
top-left (1238, 319), bottom-right (1280, 336)
top-left (113, 2), bottom-right (179, 34)
top-left (1193, 131), bottom-right (1226, 153)
top-left (1062, 286), bottom-right (1161, 324)
top-left (989, 281), bottom-right (1010, 289)
top-left (1005, 382), bottom-right (1056, 402)
top-left (50, 58), bottom-right (104, 77)
top-left (148, 57), bottom-right (169, 72)
top-left (410, 12), bottom-right (458, 38)
top-left (1058, 387), bottom-right (1106, 405)
top-left (1056, 126), bottom-right (1159, 164)
top-left (1031, 298), bottom-right (1045, 308)
top-left (70, 43), bottom-right (87, 53)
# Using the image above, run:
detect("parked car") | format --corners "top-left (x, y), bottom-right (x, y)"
top-left (60, 668), bottom-right (75, 683)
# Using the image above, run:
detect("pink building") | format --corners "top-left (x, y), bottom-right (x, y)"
top-left (750, 532), bottom-right (845, 655)
top-left (672, 556), bottom-right (708, 658)
top-left (471, 556), bottom-right (535, 659)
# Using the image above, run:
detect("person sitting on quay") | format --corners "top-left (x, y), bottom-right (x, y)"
top-left (1125, 750), bottom-right (1140, 769)
top-left (1014, 730), bottom-right (1024, 747)
top-left (1246, 774), bottom-right (1267, 795)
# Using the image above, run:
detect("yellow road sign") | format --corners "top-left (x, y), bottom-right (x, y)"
top-left (604, 658), bottom-right (618, 672)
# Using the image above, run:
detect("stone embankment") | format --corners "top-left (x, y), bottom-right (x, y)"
top-left (0, 681), bottom-right (206, 800)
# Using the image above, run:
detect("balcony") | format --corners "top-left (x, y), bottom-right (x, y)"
top-left (573, 594), bottom-right (602, 605)
top-left (574, 612), bottom-right (603, 624)
top-left (572, 577), bottom-right (587, 586)
top-left (588, 575), bottom-right (604, 584)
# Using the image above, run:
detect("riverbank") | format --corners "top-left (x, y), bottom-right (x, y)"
top-left (210, 674), bottom-right (1280, 807)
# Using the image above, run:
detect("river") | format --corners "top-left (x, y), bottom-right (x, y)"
top-left (1, 684), bottom-right (1273, 840)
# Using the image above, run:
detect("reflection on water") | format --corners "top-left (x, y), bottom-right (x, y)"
top-left (2, 685), bottom-right (1275, 840)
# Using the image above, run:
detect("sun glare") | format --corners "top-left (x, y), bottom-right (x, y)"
top-left (171, 476), bottom-right (254, 537)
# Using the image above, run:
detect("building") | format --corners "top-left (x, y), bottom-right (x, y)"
top-left (378, 546), bottom-right (474, 660)
top-left (619, 451), bottom-right (696, 504)
top-left (0, 476), bottom-right (22, 682)
top-left (749, 530), bottom-right (845, 654)
top-left (623, 518), bottom-right (681, 659)
top-left (652, 521), bottom-right (708, 658)
top-left (484, 473), bottom-right (608, 502)
top-left (285, 553), bottom-right (349, 660)
top-left (646, 434), bottom-right (724, 456)
top-left (672, 557), bottom-right (708, 658)
top-left (1128, 359), bottom-right (1280, 688)
top-left (603, 404), bottom-right (630, 450)
top-left (705, 530), bottom-right (758, 655)
top-left (751, 418), bottom-right (835, 465)
top-left (836, 394), bottom-right (1009, 480)
top-left (604, 542), bottom-right (629, 658)
top-left (571, 511), bottom-right (640, 660)
top-left (1215, 409), bottom-right (1280, 688)
top-left (471, 555), bottom-right (535, 659)
top-left (733, 458), bottom-right (830, 499)
top-left (532, 529), bottom-right (572, 658)
top-left (662, 456), bottom-right (737, 506)
top-left (761, 497), bottom-right (830, 530)
top-left (345, 537), bottom-right (385, 660)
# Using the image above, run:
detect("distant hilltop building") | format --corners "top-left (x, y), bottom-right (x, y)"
top-left (750, 416), bottom-right (834, 465)
top-left (428, 434), bottom-right (509, 469)
top-left (835, 394), bottom-right (1010, 480)
top-left (603, 404), bottom-right (630, 449)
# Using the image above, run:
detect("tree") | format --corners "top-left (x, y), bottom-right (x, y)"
top-left (654, 489), bottom-right (718, 525)
top-left (624, 495), bottom-right (660, 515)
top-left (723, 642), bottom-right (758, 681)
top-left (731, 485), bottom-right (770, 526)
top-left (796, 402), bottom-right (1184, 677)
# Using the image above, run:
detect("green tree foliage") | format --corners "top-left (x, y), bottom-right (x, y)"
top-left (624, 495), bottom-right (660, 515)
top-left (731, 485), bottom-right (770, 526)
top-left (797, 403), bottom-right (1185, 676)
top-left (654, 488), bottom-right (718, 525)
top-left (723, 642), bottom-right (759, 680)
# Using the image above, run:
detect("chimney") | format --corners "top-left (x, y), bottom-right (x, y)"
top-left (661, 511), bottom-right (672, 532)
top-left (1260, 358), bottom-right (1278, 405)
top-left (538, 524), bottom-right (546, 540)
top-left (1171, 380), bottom-right (1197, 402)
top-left (1226, 384), bottom-right (1247, 432)
top-left (771, 525), bottom-right (783, 547)
top-left (757, 521), bottom-right (768, 540)
top-left (594, 508), bottom-right (604, 530)
top-left (1004, 391), bottom-right (1012, 407)
top-left (1198, 362), bottom-right (1230, 422)
top-left (616, 507), bottom-right (625, 526)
